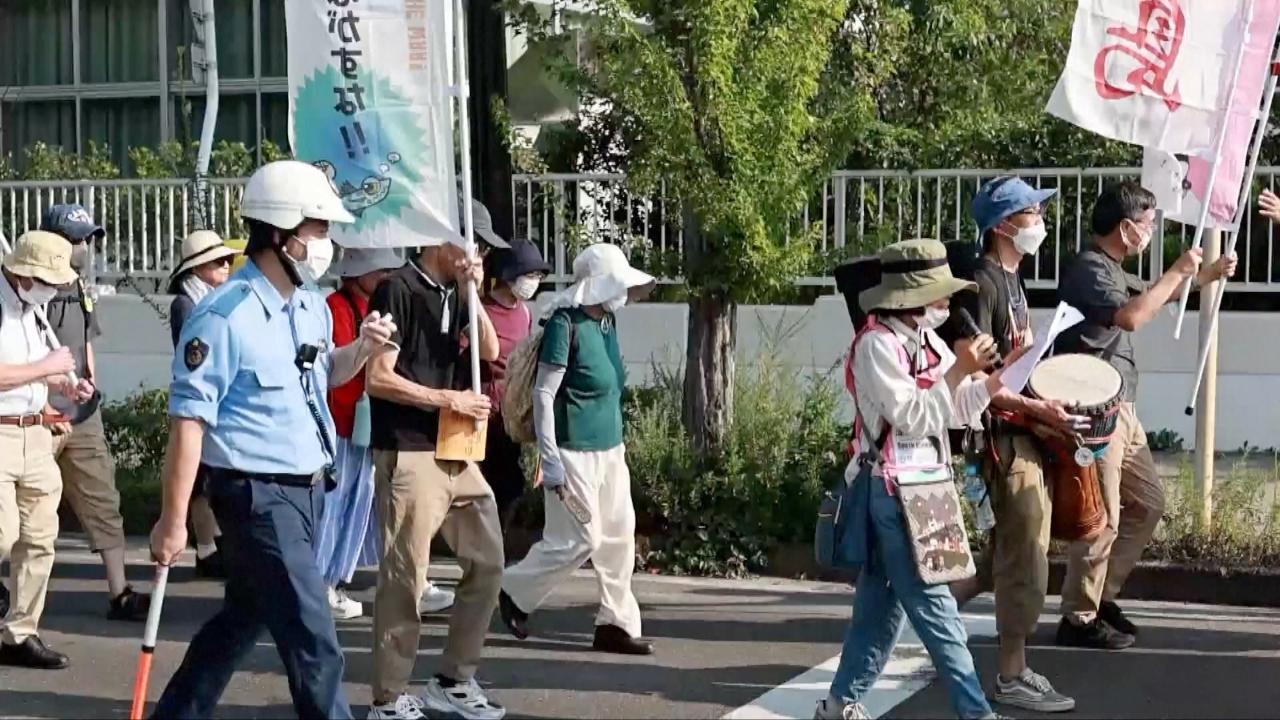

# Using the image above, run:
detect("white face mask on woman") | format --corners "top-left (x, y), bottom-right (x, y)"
top-left (918, 306), bottom-right (950, 331)
top-left (512, 274), bottom-right (541, 301)
top-left (604, 295), bottom-right (627, 313)
top-left (287, 235), bottom-right (335, 286)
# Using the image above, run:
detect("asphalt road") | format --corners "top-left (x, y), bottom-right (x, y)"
top-left (3, 537), bottom-right (1279, 719)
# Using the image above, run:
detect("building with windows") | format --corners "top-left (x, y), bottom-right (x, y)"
top-left (0, 0), bottom-right (576, 176)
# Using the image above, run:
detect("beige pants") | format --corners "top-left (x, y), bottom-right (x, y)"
top-left (53, 408), bottom-right (125, 552)
top-left (988, 434), bottom-right (1052, 641)
top-left (0, 424), bottom-right (63, 644)
top-left (370, 450), bottom-right (504, 704)
top-left (1062, 403), bottom-right (1163, 622)
top-left (502, 445), bottom-right (642, 638)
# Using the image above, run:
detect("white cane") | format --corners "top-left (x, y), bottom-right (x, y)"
top-left (129, 564), bottom-right (170, 720)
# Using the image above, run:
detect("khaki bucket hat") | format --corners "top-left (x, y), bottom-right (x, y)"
top-left (859, 238), bottom-right (977, 313)
top-left (2, 230), bottom-right (79, 286)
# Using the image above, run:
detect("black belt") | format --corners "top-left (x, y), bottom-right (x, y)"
top-left (202, 465), bottom-right (321, 488)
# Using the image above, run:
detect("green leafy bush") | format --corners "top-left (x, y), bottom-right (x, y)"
top-left (101, 389), bottom-right (170, 535)
top-left (1149, 457), bottom-right (1280, 569)
top-left (627, 349), bottom-right (848, 578)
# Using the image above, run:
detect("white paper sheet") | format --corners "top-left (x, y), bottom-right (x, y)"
top-left (1000, 302), bottom-right (1085, 394)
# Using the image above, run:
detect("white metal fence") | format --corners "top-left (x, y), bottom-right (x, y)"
top-left (5, 169), bottom-right (1280, 292)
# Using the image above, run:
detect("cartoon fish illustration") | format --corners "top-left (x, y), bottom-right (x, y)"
top-left (338, 175), bottom-right (392, 216)
top-left (312, 159), bottom-right (392, 217)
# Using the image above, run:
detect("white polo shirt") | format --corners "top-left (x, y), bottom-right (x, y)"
top-left (0, 273), bottom-right (50, 416)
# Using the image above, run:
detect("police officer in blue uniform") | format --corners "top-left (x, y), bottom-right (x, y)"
top-left (148, 160), bottom-right (397, 719)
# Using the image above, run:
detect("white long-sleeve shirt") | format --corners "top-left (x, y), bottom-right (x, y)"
top-left (851, 317), bottom-right (990, 457)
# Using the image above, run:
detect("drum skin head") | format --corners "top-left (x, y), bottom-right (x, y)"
top-left (1028, 354), bottom-right (1123, 408)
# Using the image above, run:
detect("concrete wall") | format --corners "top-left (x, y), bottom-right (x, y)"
top-left (93, 294), bottom-right (1276, 451)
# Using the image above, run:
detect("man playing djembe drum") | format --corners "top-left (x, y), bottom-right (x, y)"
top-left (962, 177), bottom-right (1085, 713)
top-left (1055, 182), bottom-right (1236, 650)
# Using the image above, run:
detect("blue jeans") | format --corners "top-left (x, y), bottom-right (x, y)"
top-left (153, 477), bottom-right (352, 720)
top-left (829, 476), bottom-right (991, 719)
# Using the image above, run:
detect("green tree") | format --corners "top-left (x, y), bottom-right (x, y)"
top-left (509, 0), bottom-right (886, 456)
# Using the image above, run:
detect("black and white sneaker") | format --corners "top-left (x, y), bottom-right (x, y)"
top-left (813, 696), bottom-right (869, 719)
top-left (421, 676), bottom-right (506, 720)
top-left (366, 694), bottom-right (425, 720)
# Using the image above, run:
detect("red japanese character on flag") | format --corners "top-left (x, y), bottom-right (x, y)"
top-left (1093, 0), bottom-right (1186, 112)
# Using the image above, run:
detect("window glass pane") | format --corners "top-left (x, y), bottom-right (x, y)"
top-left (81, 0), bottom-right (160, 83)
top-left (82, 98), bottom-right (161, 175)
top-left (174, 93), bottom-right (259, 151)
top-left (167, 0), bottom-right (254, 82)
top-left (0, 0), bottom-right (74, 86)
top-left (261, 0), bottom-right (286, 79)
top-left (1, 100), bottom-right (77, 167)
top-left (262, 92), bottom-right (290, 153)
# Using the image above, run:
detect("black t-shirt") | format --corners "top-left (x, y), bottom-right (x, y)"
top-left (1055, 246), bottom-right (1145, 401)
top-left (969, 257), bottom-right (1028, 357)
top-left (367, 263), bottom-right (464, 451)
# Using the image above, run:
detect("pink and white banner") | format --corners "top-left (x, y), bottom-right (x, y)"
top-left (1141, 0), bottom-right (1280, 230)
top-left (1047, 0), bottom-right (1251, 154)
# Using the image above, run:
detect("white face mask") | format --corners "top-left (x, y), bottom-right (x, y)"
top-left (918, 306), bottom-right (950, 331)
top-left (1010, 221), bottom-right (1048, 256)
top-left (288, 235), bottom-right (334, 286)
top-left (1123, 220), bottom-right (1152, 255)
top-left (512, 274), bottom-right (541, 301)
top-left (604, 295), bottom-right (627, 313)
top-left (18, 282), bottom-right (58, 307)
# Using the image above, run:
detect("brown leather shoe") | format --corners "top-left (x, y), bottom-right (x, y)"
top-left (592, 624), bottom-right (654, 655)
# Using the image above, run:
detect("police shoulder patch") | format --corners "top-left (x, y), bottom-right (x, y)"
top-left (184, 337), bottom-right (210, 371)
top-left (208, 284), bottom-right (252, 318)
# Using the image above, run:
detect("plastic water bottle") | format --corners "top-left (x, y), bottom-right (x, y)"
top-left (352, 393), bottom-right (372, 448)
top-left (961, 467), bottom-right (996, 532)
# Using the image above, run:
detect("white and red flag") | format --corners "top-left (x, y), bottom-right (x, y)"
top-left (1047, 0), bottom-right (1252, 154)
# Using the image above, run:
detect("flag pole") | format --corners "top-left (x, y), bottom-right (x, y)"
top-left (1173, 0), bottom-right (1258, 339)
top-left (1185, 37), bottom-right (1280, 414)
top-left (454, 0), bottom-right (482, 405)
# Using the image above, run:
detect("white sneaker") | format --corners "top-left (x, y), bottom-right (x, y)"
top-left (813, 696), bottom-right (869, 720)
top-left (994, 668), bottom-right (1075, 713)
top-left (421, 677), bottom-right (505, 720)
top-left (367, 694), bottom-right (425, 720)
top-left (328, 587), bottom-right (363, 621)
top-left (420, 582), bottom-right (456, 614)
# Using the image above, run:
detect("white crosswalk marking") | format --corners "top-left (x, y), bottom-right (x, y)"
top-left (724, 615), bottom-right (996, 720)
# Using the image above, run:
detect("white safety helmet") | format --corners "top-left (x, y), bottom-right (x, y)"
top-left (239, 160), bottom-right (356, 229)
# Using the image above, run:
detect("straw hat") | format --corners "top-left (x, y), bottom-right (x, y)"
top-left (859, 239), bottom-right (977, 312)
top-left (169, 230), bottom-right (240, 286)
top-left (2, 231), bottom-right (79, 286)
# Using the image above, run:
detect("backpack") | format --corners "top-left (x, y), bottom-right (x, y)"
top-left (500, 314), bottom-right (574, 444)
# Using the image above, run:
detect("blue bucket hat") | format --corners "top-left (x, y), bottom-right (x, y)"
top-left (971, 177), bottom-right (1056, 239)
top-left (40, 203), bottom-right (105, 244)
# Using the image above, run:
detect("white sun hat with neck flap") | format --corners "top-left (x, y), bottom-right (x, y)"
top-left (541, 243), bottom-right (656, 315)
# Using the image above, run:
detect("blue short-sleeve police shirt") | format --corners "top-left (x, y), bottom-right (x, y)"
top-left (169, 259), bottom-right (336, 475)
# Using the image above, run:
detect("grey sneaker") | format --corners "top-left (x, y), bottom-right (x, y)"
top-left (994, 668), bottom-right (1076, 713)
top-left (813, 696), bottom-right (870, 720)
top-left (421, 677), bottom-right (505, 720)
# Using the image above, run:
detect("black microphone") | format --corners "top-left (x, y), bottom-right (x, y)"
top-left (955, 308), bottom-right (1004, 369)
